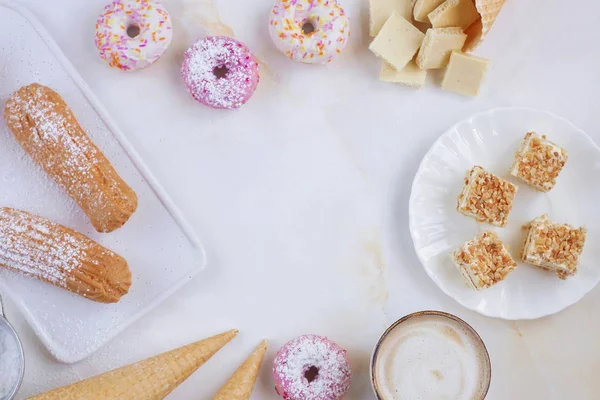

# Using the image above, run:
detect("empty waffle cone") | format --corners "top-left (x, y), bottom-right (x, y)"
top-left (212, 340), bottom-right (268, 400)
top-left (29, 330), bottom-right (238, 400)
top-left (463, 0), bottom-right (506, 52)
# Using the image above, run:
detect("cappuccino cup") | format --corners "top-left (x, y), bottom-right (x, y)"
top-left (371, 311), bottom-right (491, 400)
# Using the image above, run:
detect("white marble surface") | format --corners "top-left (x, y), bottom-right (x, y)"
top-left (4, 0), bottom-right (600, 398)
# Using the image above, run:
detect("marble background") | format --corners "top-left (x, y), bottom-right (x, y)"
top-left (4, 0), bottom-right (600, 398)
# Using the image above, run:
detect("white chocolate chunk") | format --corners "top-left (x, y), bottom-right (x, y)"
top-left (416, 27), bottom-right (467, 69)
top-left (369, 13), bottom-right (425, 71)
top-left (413, 0), bottom-right (445, 23)
top-left (380, 60), bottom-right (427, 87)
top-left (442, 51), bottom-right (490, 96)
top-left (428, 0), bottom-right (480, 29)
top-left (370, 0), bottom-right (414, 37)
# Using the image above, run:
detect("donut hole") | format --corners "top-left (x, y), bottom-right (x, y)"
top-left (213, 66), bottom-right (229, 79)
top-left (304, 366), bottom-right (319, 383)
top-left (126, 24), bottom-right (141, 38)
top-left (301, 21), bottom-right (316, 34)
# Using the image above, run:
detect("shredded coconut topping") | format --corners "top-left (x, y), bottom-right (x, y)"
top-left (181, 36), bottom-right (259, 110)
top-left (273, 335), bottom-right (351, 400)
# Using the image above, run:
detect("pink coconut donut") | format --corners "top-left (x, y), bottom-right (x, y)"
top-left (181, 36), bottom-right (260, 110)
top-left (273, 335), bottom-right (352, 400)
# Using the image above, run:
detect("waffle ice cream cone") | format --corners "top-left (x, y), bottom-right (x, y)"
top-left (212, 340), bottom-right (268, 400)
top-left (29, 330), bottom-right (238, 400)
top-left (463, 0), bottom-right (506, 52)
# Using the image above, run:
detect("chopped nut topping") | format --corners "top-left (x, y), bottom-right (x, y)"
top-left (510, 132), bottom-right (568, 192)
top-left (452, 231), bottom-right (517, 289)
top-left (457, 166), bottom-right (517, 227)
top-left (522, 214), bottom-right (587, 279)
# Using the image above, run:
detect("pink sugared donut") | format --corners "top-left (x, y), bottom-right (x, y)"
top-left (273, 335), bottom-right (352, 400)
top-left (181, 36), bottom-right (260, 110)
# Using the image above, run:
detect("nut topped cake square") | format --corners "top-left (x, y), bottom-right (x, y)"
top-left (457, 166), bottom-right (518, 227)
top-left (452, 231), bottom-right (518, 290)
top-left (509, 132), bottom-right (568, 192)
top-left (522, 214), bottom-right (587, 279)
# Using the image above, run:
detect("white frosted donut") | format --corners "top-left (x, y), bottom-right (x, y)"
top-left (268, 0), bottom-right (350, 64)
top-left (95, 0), bottom-right (173, 71)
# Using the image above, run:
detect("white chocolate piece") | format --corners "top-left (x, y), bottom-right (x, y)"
top-left (416, 27), bottom-right (467, 69)
top-left (369, 13), bottom-right (425, 71)
top-left (442, 51), bottom-right (490, 96)
top-left (428, 0), bottom-right (480, 29)
top-left (370, 0), bottom-right (414, 37)
top-left (413, 0), bottom-right (445, 23)
top-left (380, 60), bottom-right (427, 87)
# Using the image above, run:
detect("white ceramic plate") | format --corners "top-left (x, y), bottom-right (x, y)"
top-left (409, 107), bottom-right (600, 320)
top-left (0, 1), bottom-right (207, 362)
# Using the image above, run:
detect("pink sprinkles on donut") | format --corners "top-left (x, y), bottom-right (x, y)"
top-left (273, 335), bottom-right (352, 400)
top-left (181, 36), bottom-right (260, 110)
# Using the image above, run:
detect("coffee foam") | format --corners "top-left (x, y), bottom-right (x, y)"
top-left (373, 314), bottom-right (489, 400)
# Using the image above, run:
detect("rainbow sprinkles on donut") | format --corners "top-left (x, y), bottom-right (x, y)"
top-left (269, 0), bottom-right (350, 64)
top-left (95, 0), bottom-right (173, 71)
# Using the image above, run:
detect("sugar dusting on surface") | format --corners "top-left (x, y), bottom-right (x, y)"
top-left (181, 36), bottom-right (259, 110)
top-left (0, 208), bottom-right (87, 288)
top-left (0, 325), bottom-right (22, 399)
top-left (273, 335), bottom-right (351, 400)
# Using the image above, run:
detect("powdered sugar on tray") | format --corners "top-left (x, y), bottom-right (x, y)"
top-left (181, 36), bottom-right (260, 110)
top-left (0, 3), bottom-right (208, 362)
top-left (0, 325), bottom-right (22, 399)
top-left (273, 334), bottom-right (352, 400)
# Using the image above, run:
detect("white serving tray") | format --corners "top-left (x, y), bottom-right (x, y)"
top-left (0, 0), bottom-right (207, 363)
